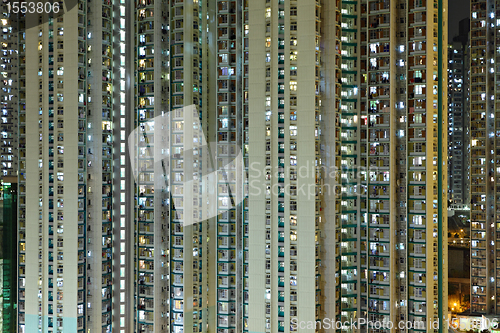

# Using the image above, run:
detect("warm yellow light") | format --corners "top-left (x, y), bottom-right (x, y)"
top-left (454, 303), bottom-right (457, 307)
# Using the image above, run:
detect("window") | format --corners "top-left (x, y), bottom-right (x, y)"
top-left (265, 7), bottom-right (271, 18)
top-left (414, 258), bottom-right (423, 268)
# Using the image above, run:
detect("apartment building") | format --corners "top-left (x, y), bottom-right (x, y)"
top-left (130, 0), bottom-right (248, 332)
top-left (469, 0), bottom-right (500, 315)
top-left (15, 0), bottom-right (249, 332)
top-left (249, 0), bottom-right (448, 332)
top-left (131, 0), bottom-right (170, 331)
top-left (0, 177), bottom-right (17, 333)
top-left (14, 0), bottom-right (450, 332)
top-left (248, 0), bottom-right (333, 331)
top-left (0, 4), bottom-right (18, 178)
top-left (0, 3), bottom-right (19, 330)
top-left (18, 0), bottom-right (120, 331)
top-left (341, 0), bottom-right (448, 331)
top-left (448, 41), bottom-right (470, 205)
top-left (212, 0), bottom-right (248, 332)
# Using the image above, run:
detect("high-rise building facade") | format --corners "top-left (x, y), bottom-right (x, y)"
top-left (448, 44), bottom-right (469, 205)
top-left (129, 1), bottom-right (170, 331)
top-left (248, 0), bottom-right (448, 332)
top-left (16, 0), bottom-right (248, 332)
top-left (0, 177), bottom-right (17, 333)
top-left (129, 1), bottom-right (248, 332)
top-left (469, 0), bottom-right (500, 315)
top-left (0, 3), bottom-right (19, 331)
top-left (448, 17), bottom-right (470, 208)
top-left (18, 1), bottom-right (119, 331)
top-left (14, 0), bottom-right (450, 332)
top-left (0, 2), bottom-right (18, 178)
top-left (341, 1), bottom-right (448, 331)
top-left (248, 0), bottom-right (330, 331)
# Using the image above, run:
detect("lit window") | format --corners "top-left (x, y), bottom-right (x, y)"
top-left (265, 8), bottom-right (271, 18)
